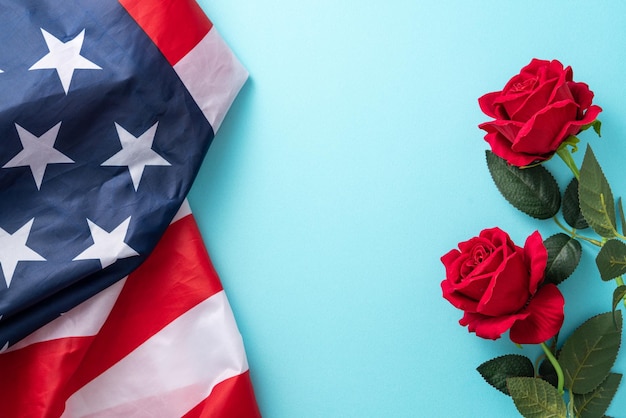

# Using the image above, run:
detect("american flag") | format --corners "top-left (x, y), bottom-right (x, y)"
top-left (0, 0), bottom-right (260, 416)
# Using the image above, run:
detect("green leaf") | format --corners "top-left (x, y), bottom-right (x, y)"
top-left (558, 311), bottom-right (623, 394)
top-left (613, 286), bottom-right (626, 321)
top-left (573, 373), bottom-right (622, 418)
top-left (507, 377), bottom-right (567, 418)
top-left (579, 145), bottom-right (617, 238)
top-left (543, 233), bottom-right (582, 285)
top-left (477, 354), bottom-right (535, 395)
top-left (486, 150), bottom-right (561, 219)
top-left (596, 239), bottom-right (626, 281)
top-left (563, 178), bottom-right (589, 229)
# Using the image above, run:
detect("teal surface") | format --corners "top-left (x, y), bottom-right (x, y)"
top-left (189, 2), bottom-right (626, 417)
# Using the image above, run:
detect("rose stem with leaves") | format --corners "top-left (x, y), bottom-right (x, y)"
top-left (557, 140), bottom-right (626, 306)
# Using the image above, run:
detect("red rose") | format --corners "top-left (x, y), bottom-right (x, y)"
top-left (478, 59), bottom-right (601, 166)
top-left (440, 228), bottom-right (564, 344)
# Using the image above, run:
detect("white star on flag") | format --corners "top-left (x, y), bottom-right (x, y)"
top-left (101, 122), bottom-right (171, 191)
top-left (0, 219), bottom-right (46, 287)
top-left (29, 28), bottom-right (101, 94)
top-left (73, 217), bottom-right (139, 269)
top-left (2, 122), bottom-right (74, 190)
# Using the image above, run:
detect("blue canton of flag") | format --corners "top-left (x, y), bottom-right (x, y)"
top-left (0, 0), bottom-right (216, 348)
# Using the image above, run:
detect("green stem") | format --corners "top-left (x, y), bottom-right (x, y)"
top-left (556, 146), bottom-right (580, 180)
top-left (552, 216), bottom-right (603, 246)
top-left (541, 342), bottom-right (564, 395)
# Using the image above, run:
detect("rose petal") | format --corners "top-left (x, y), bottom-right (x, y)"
top-left (461, 246), bottom-right (502, 279)
top-left (549, 61), bottom-right (567, 80)
top-left (476, 249), bottom-right (530, 316)
top-left (441, 249), bottom-right (463, 280)
top-left (567, 81), bottom-right (594, 113)
top-left (442, 280), bottom-right (480, 312)
top-left (560, 104), bottom-right (602, 139)
top-left (441, 251), bottom-right (497, 304)
top-left (458, 235), bottom-right (495, 254)
top-left (539, 60), bottom-right (567, 83)
top-left (479, 119), bottom-right (524, 144)
top-left (521, 59), bottom-right (552, 75)
top-left (523, 231), bottom-right (547, 294)
top-left (513, 100), bottom-right (579, 154)
top-left (501, 73), bottom-right (537, 96)
top-left (460, 228), bottom-right (513, 281)
top-left (454, 262), bottom-right (503, 302)
top-left (478, 91), bottom-right (506, 119)
top-left (483, 132), bottom-right (543, 166)
top-left (548, 76), bottom-right (575, 104)
top-left (524, 60), bottom-right (552, 84)
top-left (507, 79), bottom-right (557, 122)
top-left (503, 59), bottom-right (548, 91)
top-left (561, 63), bottom-right (573, 82)
top-left (494, 90), bottom-right (531, 121)
top-left (480, 227), bottom-right (514, 249)
top-left (477, 228), bottom-right (517, 265)
top-left (442, 232), bottom-right (502, 292)
top-left (460, 310), bottom-right (529, 340)
top-left (509, 284), bottom-right (565, 344)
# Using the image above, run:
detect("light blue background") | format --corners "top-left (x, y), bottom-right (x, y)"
top-left (189, 2), bottom-right (626, 417)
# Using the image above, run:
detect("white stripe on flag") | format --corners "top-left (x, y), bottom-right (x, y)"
top-left (5, 278), bottom-right (126, 352)
top-left (61, 290), bottom-right (249, 417)
top-left (174, 27), bottom-right (248, 132)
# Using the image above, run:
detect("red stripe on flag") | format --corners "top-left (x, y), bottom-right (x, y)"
top-left (183, 370), bottom-right (262, 418)
top-left (65, 214), bottom-right (224, 394)
top-left (0, 337), bottom-right (94, 418)
top-left (118, 0), bottom-right (213, 65)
